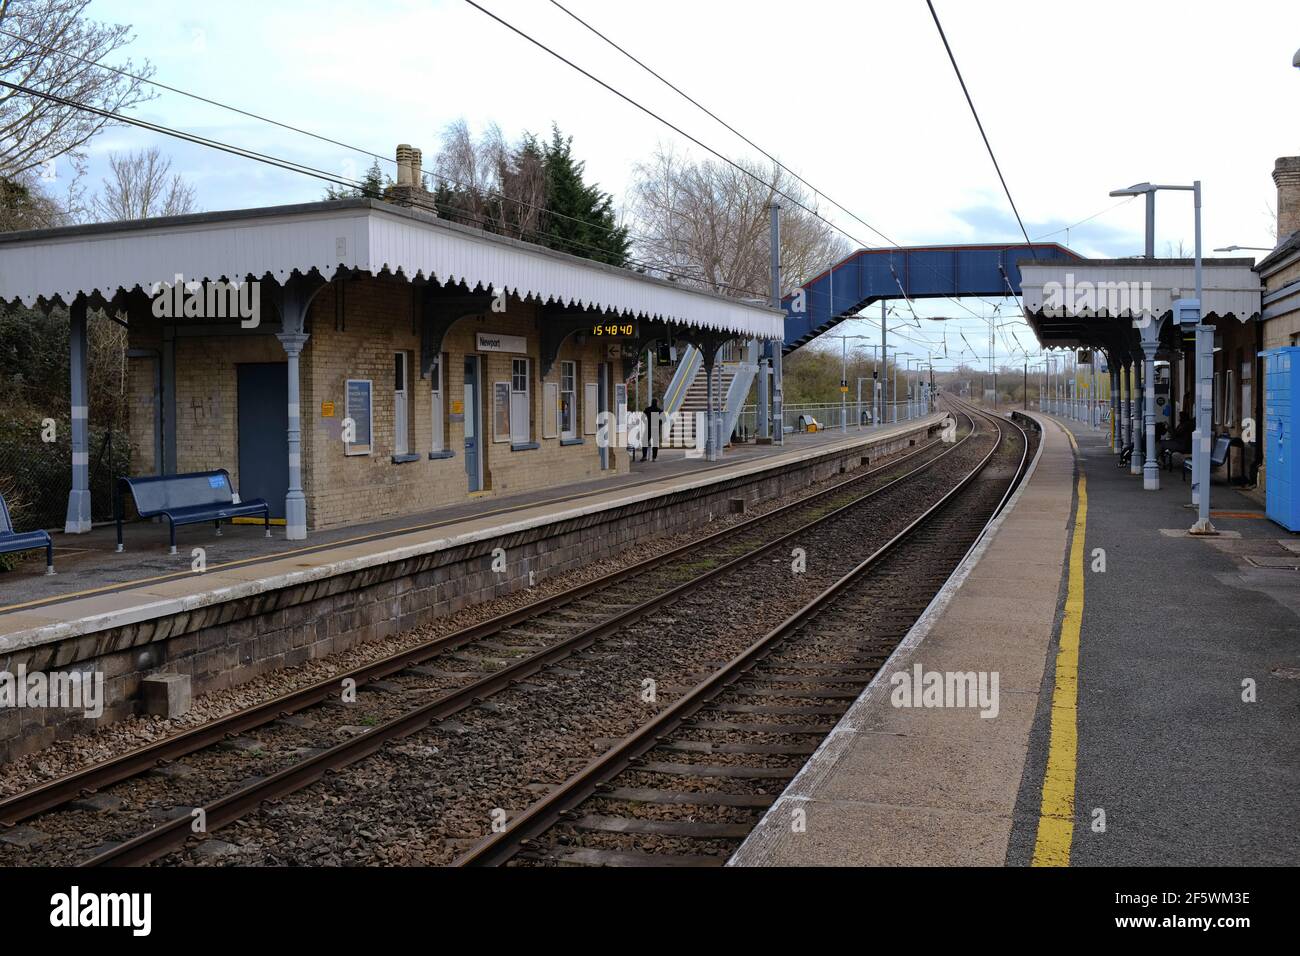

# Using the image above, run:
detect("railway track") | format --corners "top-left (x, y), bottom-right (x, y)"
top-left (0, 411), bottom-right (976, 866)
top-left (454, 398), bottom-right (1032, 866)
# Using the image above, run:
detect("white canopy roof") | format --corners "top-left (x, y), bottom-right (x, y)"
top-left (1019, 258), bottom-right (1262, 323)
top-left (0, 198), bottom-right (784, 339)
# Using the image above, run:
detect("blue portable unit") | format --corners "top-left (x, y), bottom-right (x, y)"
top-left (1263, 347), bottom-right (1300, 532)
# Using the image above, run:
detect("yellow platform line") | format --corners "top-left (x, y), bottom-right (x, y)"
top-left (1032, 437), bottom-right (1086, 867)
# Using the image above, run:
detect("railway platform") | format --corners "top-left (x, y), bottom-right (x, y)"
top-left (0, 415), bottom-right (941, 756)
top-left (732, 410), bottom-right (1300, 867)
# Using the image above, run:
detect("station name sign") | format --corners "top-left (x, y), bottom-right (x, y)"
top-left (476, 332), bottom-right (527, 354)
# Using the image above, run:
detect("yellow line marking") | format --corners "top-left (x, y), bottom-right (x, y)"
top-left (1032, 454), bottom-right (1086, 867)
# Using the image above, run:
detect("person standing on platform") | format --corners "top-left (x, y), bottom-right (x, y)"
top-left (642, 398), bottom-right (662, 461)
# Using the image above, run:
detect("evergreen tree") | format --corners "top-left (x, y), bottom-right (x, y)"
top-left (540, 126), bottom-right (629, 267)
top-left (325, 159), bottom-right (388, 200)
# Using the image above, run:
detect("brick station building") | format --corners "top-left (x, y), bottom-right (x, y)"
top-left (0, 189), bottom-right (782, 539)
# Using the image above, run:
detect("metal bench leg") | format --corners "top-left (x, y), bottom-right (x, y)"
top-left (169, 520), bottom-right (178, 556)
top-left (264, 512), bottom-right (271, 538)
top-left (214, 519), bottom-right (222, 537)
top-left (46, 541), bottom-right (54, 575)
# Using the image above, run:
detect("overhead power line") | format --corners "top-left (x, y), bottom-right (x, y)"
top-left (0, 77), bottom-right (769, 297)
top-left (518, 0), bottom-right (1013, 323)
top-left (0, 26), bottom-right (655, 252)
top-left (924, 0), bottom-right (1033, 251)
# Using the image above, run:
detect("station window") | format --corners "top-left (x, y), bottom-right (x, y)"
top-left (510, 357), bottom-right (531, 445)
top-left (394, 351), bottom-right (410, 456)
top-left (430, 353), bottom-right (445, 452)
top-left (560, 360), bottom-right (577, 441)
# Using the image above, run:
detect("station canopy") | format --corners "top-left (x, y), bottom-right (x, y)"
top-left (1018, 257), bottom-right (1262, 355)
top-left (0, 198), bottom-right (784, 340)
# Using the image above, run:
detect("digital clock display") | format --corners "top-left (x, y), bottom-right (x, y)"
top-left (592, 322), bottom-right (636, 338)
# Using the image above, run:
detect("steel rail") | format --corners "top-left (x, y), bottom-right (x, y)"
top-left (453, 401), bottom-right (1020, 867)
top-left (73, 413), bottom-right (977, 866)
top-left (0, 422), bottom-right (953, 830)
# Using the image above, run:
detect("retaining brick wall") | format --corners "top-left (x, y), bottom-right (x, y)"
top-left (0, 423), bottom-right (934, 760)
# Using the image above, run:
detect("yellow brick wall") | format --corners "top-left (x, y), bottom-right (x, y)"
top-left (173, 335), bottom-right (284, 487)
top-left (125, 277), bottom-right (631, 530)
top-left (1262, 257), bottom-right (1300, 351)
top-left (303, 278), bottom-right (628, 530)
top-left (126, 324), bottom-right (161, 475)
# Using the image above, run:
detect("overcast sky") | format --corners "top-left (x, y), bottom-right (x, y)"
top-left (78, 0), bottom-right (1300, 367)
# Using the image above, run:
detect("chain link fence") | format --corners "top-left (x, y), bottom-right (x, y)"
top-left (0, 417), bottom-right (131, 532)
top-left (2, 307), bottom-right (132, 551)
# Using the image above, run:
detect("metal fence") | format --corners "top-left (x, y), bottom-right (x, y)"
top-left (0, 418), bottom-right (130, 532)
top-left (734, 400), bottom-right (932, 440)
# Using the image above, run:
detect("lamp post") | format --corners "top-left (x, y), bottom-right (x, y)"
top-left (829, 333), bottom-right (876, 430)
top-left (1109, 182), bottom-right (1159, 258)
top-left (894, 352), bottom-right (912, 422)
top-left (907, 358), bottom-right (926, 419)
top-left (1110, 180), bottom-right (1207, 499)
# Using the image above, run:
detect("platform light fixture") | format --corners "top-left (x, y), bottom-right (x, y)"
top-left (1108, 182), bottom-right (1158, 257)
top-left (1213, 244), bottom-right (1273, 252)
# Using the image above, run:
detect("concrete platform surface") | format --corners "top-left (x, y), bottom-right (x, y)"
top-left (733, 409), bottom-right (1300, 867)
top-left (731, 410), bottom-right (1071, 866)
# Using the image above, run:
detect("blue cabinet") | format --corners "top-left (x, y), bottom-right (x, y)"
top-left (1263, 347), bottom-right (1300, 532)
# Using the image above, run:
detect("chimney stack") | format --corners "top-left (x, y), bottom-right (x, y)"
top-left (396, 144), bottom-right (415, 187)
top-left (1275, 156), bottom-right (1300, 243)
top-left (387, 143), bottom-right (435, 215)
top-left (410, 148), bottom-right (423, 188)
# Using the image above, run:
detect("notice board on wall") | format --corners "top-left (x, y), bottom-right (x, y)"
top-left (345, 379), bottom-right (372, 455)
top-left (543, 382), bottom-right (559, 439)
top-left (493, 382), bottom-right (511, 443)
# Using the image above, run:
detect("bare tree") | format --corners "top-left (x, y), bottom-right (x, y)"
top-left (431, 119), bottom-right (546, 240)
top-left (0, 0), bottom-right (154, 179)
top-left (91, 147), bottom-right (197, 221)
top-left (628, 145), bottom-right (849, 299)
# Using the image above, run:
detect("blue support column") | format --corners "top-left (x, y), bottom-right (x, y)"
top-left (1131, 359), bottom-right (1144, 476)
top-left (1110, 365), bottom-right (1121, 453)
top-left (1190, 323), bottom-right (1218, 534)
top-left (274, 280), bottom-right (313, 541)
top-left (276, 331), bottom-right (309, 539)
top-left (1142, 342), bottom-right (1160, 489)
top-left (64, 297), bottom-right (92, 533)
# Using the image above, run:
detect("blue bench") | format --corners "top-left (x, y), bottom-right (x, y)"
top-left (0, 492), bottom-right (53, 575)
top-left (1181, 435), bottom-right (1233, 485)
top-left (115, 470), bottom-right (270, 554)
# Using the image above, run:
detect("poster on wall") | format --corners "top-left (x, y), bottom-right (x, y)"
top-left (543, 382), bottom-right (559, 439)
top-left (583, 382), bottom-right (598, 435)
top-left (614, 383), bottom-right (628, 437)
top-left (345, 379), bottom-right (372, 455)
top-left (493, 382), bottom-right (511, 443)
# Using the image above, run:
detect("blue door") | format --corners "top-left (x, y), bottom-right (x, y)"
top-left (464, 355), bottom-right (482, 492)
top-left (237, 362), bottom-right (288, 519)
